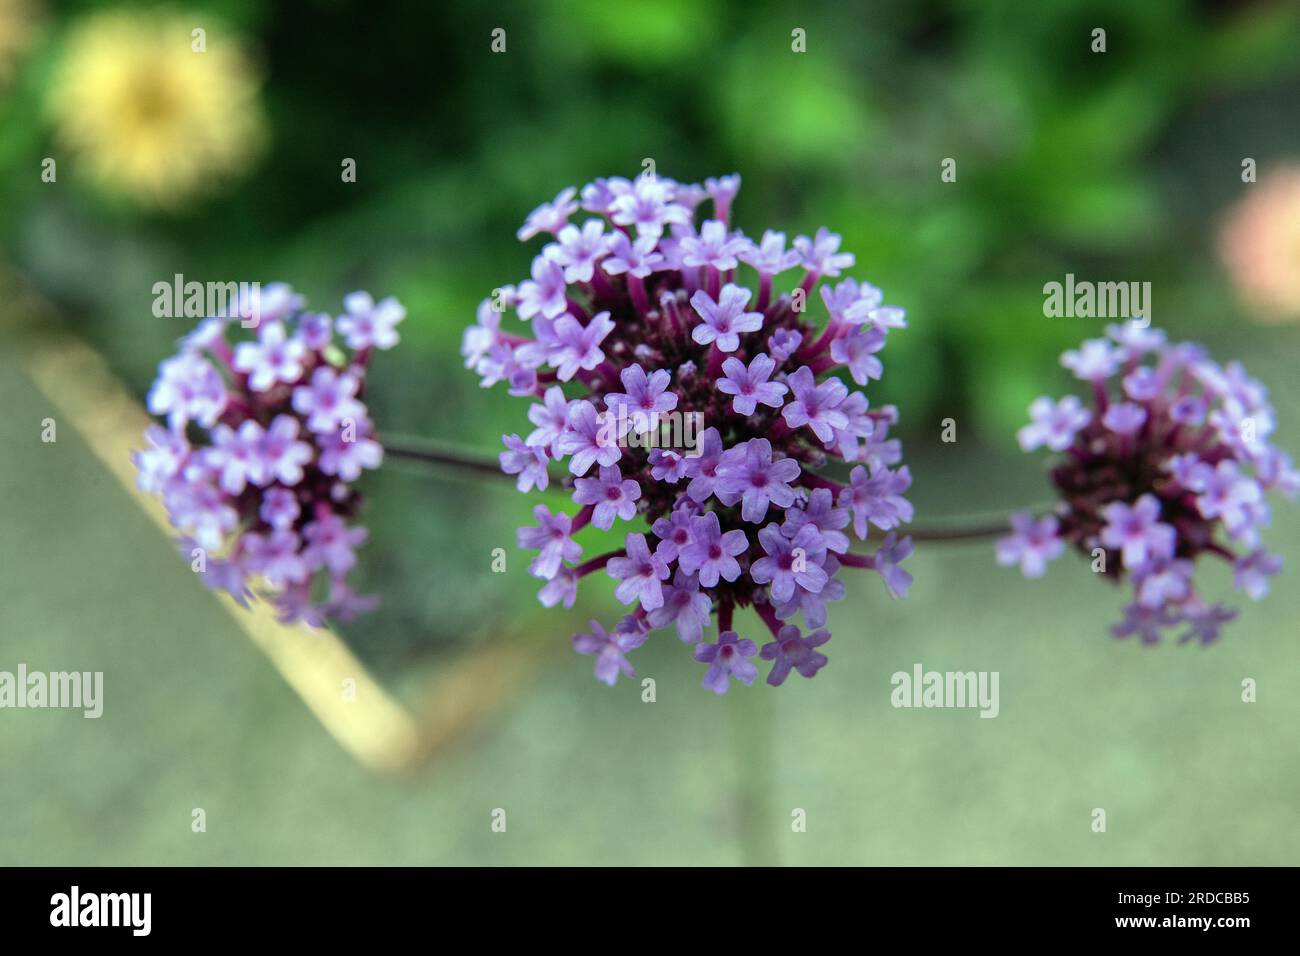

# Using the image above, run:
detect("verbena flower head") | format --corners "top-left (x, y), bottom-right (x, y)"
top-left (465, 173), bottom-right (914, 692)
top-left (1000, 323), bottom-right (1296, 645)
top-left (135, 285), bottom-right (403, 625)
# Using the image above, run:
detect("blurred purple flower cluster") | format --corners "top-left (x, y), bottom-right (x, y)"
top-left (1000, 323), bottom-right (1296, 644)
top-left (135, 284), bottom-right (403, 625)
top-left (464, 173), bottom-right (913, 692)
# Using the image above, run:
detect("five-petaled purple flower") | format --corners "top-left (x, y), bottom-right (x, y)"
top-left (689, 284), bottom-right (764, 353)
top-left (694, 631), bottom-right (759, 694)
top-left (717, 353), bottom-right (788, 416)
top-left (760, 624), bottom-right (830, 686)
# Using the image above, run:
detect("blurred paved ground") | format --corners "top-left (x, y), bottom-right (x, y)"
top-left (1, 339), bottom-right (1298, 866)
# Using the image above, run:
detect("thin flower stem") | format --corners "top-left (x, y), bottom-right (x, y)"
top-left (575, 550), bottom-right (621, 577)
top-left (905, 520), bottom-right (1013, 542)
top-left (381, 438), bottom-right (1022, 543)
top-left (754, 600), bottom-right (783, 637)
top-left (382, 438), bottom-right (511, 479)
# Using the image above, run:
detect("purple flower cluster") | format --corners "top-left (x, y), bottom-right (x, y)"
top-left (999, 323), bottom-right (1296, 644)
top-left (135, 285), bottom-right (403, 625)
top-left (465, 173), bottom-right (914, 692)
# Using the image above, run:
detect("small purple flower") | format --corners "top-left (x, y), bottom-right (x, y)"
top-left (767, 328), bottom-right (803, 363)
top-left (261, 415), bottom-right (315, 486)
top-left (1133, 557), bottom-right (1194, 608)
top-left (647, 571), bottom-right (712, 643)
top-left (1102, 402), bottom-right (1147, 436)
top-left (782, 488), bottom-right (850, 554)
top-left (689, 284), bottom-right (764, 353)
top-left (678, 511), bottom-right (748, 586)
top-left (1194, 461), bottom-right (1263, 536)
top-left (1122, 366), bottom-right (1161, 403)
top-left (714, 438), bottom-right (801, 523)
top-left (996, 513), bottom-right (1064, 578)
top-left (1018, 395), bottom-right (1092, 452)
top-left (573, 617), bottom-right (647, 687)
top-left (133, 425), bottom-right (190, 493)
top-left (164, 478), bottom-right (237, 551)
top-left (826, 390), bottom-right (873, 460)
top-left (820, 278), bottom-right (879, 323)
top-left (860, 419), bottom-right (903, 472)
top-left (1106, 321), bottom-right (1166, 356)
top-left (609, 176), bottom-right (691, 239)
top-left (297, 311), bottom-right (333, 350)
top-left (462, 299), bottom-right (504, 372)
top-left (1111, 602), bottom-right (1180, 645)
top-left (207, 419), bottom-right (267, 494)
top-left (538, 566), bottom-right (578, 609)
top-left (500, 434), bottom-right (550, 492)
top-left (648, 448), bottom-right (689, 483)
top-left (1234, 549), bottom-right (1283, 600)
top-left (1169, 395), bottom-right (1208, 426)
top-left (840, 464), bottom-right (914, 539)
top-left (741, 229), bottom-right (801, 275)
top-left (233, 321), bottom-right (307, 392)
top-left (517, 504), bottom-right (582, 580)
top-left (607, 532), bottom-right (671, 611)
top-left (573, 464), bottom-right (641, 530)
top-left (337, 292), bottom-right (405, 351)
top-left (683, 427), bottom-right (726, 503)
top-left (516, 255), bottom-right (570, 321)
top-left (260, 487), bottom-right (300, 530)
top-left (704, 174), bottom-right (741, 222)
top-left (315, 417), bottom-right (382, 481)
top-left (1178, 603), bottom-right (1237, 646)
top-left (873, 532), bottom-right (914, 598)
top-left (302, 511), bottom-right (368, 575)
top-left (243, 529), bottom-right (310, 588)
top-left (517, 186), bottom-right (579, 241)
top-left (292, 366), bottom-right (364, 434)
top-left (228, 282), bottom-right (303, 330)
top-left (184, 546), bottom-right (252, 608)
top-left (558, 400), bottom-right (622, 475)
top-left (774, 556), bottom-right (845, 628)
top-left (1061, 338), bottom-right (1120, 381)
top-left (604, 363), bottom-right (678, 431)
top-left (680, 219), bottom-right (750, 271)
top-left (716, 353), bottom-right (788, 416)
top-left (550, 311), bottom-right (614, 381)
top-left (526, 386), bottom-right (574, 457)
top-left (694, 631), bottom-right (759, 694)
top-left (651, 505), bottom-right (696, 562)
top-left (781, 366), bottom-right (849, 443)
top-left (830, 325), bottom-right (886, 386)
top-left (794, 228), bottom-right (854, 277)
top-left (602, 232), bottom-right (665, 278)
top-left (750, 523), bottom-right (827, 604)
top-left (550, 219), bottom-right (609, 283)
top-left (1100, 494), bottom-right (1176, 570)
top-left (581, 176), bottom-right (630, 216)
top-left (760, 624), bottom-right (830, 686)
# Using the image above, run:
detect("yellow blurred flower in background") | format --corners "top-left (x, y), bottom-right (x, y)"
top-left (0, 0), bottom-right (40, 93)
top-left (47, 8), bottom-right (267, 209)
top-left (1219, 167), bottom-right (1300, 323)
